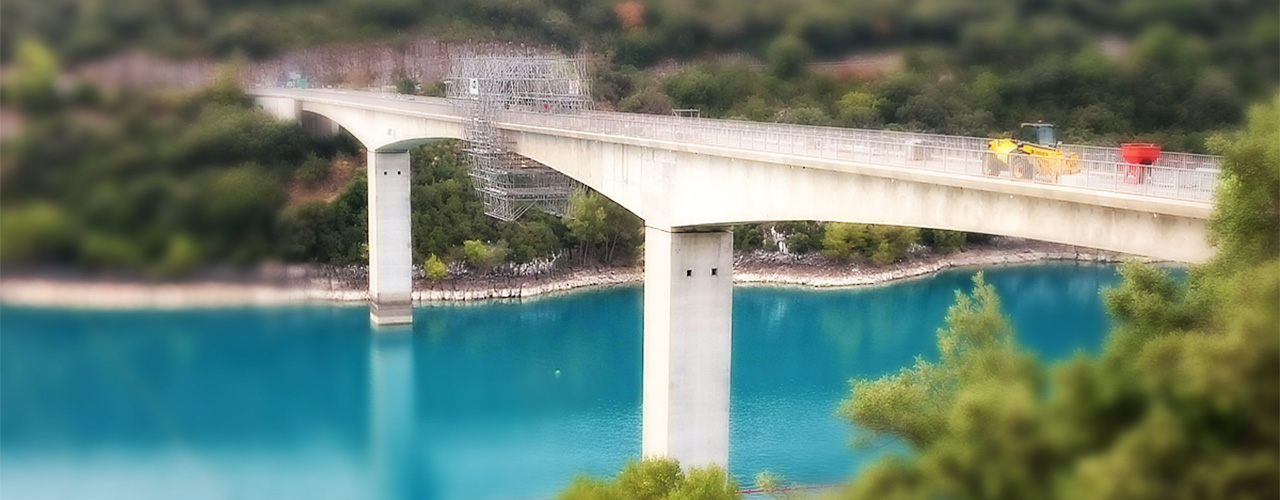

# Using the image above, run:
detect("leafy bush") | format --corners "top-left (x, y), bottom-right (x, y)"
top-left (836, 97), bottom-right (1280, 500)
top-left (424, 254), bottom-right (447, 280)
top-left (462, 239), bottom-right (509, 271)
top-left (555, 458), bottom-right (738, 500)
top-left (823, 223), bottom-right (919, 265)
top-left (922, 229), bottom-right (966, 253)
top-left (296, 153), bottom-right (330, 186)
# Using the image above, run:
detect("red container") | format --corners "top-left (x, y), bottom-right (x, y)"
top-left (1121, 143), bottom-right (1162, 165)
top-left (1121, 143), bottom-right (1161, 183)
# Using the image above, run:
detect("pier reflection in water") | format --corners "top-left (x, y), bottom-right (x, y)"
top-left (370, 329), bottom-right (418, 498)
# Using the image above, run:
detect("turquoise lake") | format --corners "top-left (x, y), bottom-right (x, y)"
top-left (1, 263), bottom-right (1132, 499)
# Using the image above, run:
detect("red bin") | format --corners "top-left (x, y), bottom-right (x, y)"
top-left (1121, 143), bottom-right (1161, 184)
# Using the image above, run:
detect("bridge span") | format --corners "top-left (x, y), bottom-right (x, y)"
top-left (251, 88), bottom-right (1218, 470)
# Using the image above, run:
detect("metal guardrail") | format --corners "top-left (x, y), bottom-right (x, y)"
top-left (275, 89), bottom-right (1221, 204)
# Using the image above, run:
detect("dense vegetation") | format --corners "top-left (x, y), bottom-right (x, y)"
top-left (0, 43), bottom-right (341, 274)
top-left (9, 0), bottom-right (1276, 153)
top-left (559, 458), bottom-right (738, 500)
top-left (7, 0), bottom-right (1276, 81)
top-left (834, 96), bottom-right (1278, 499)
top-left (0, 41), bottom-right (648, 274)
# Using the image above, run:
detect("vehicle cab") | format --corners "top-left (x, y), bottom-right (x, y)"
top-left (1018, 123), bottom-right (1059, 147)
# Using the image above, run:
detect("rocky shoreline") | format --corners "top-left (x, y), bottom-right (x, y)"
top-left (0, 240), bottom-right (1141, 309)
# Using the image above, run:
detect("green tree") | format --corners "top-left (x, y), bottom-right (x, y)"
top-left (732, 224), bottom-right (766, 252)
top-left (822, 223), bottom-right (869, 262)
top-left (866, 226), bottom-right (919, 265)
top-left (1205, 95), bottom-right (1279, 274)
top-left (836, 97), bottom-right (1280, 500)
top-left (158, 234), bottom-right (201, 277)
top-left (462, 239), bottom-right (509, 272)
top-left (567, 190), bottom-right (642, 264)
top-left (616, 458), bottom-right (684, 500)
top-left (823, 223), bottom-right (918, 265)
top-left (836, 91), bottom-right (885, 128)
top-left (4, 38), bottom-right (59, 113)
top-left (839, 273), bottom-right (1033, 448)
top-left (766, 35), bottom-right (811, 78)
top-left (668, 466), bottom-right (738, 500)
top-left (0, 202), bottom-right (75, 263)
top-left (559, 476), bottom-right (621, 500)
top-left (922, 229), bottom-right (965, 253)
top-left (296, 152), bottom-right (330, 186)
top-left (277, 200), bottom-right (333, 262)
top-left (781, 105), bottom-right (833, 126)
top-left (395, 75), bottom-right (418, 95)
top-left (554, 457), bottom-right (740, 500)
top-left (424, 253), bottom-right (447, 280)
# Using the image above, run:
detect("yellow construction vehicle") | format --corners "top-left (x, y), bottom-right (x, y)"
top-left (983, 122), bottom-right (1080, 182)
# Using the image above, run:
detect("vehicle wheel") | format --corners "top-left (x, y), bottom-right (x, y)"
top-left (1011, 155), bottom-right (1034, 180)
top-left (982, 155), bottom-right (1003, 176)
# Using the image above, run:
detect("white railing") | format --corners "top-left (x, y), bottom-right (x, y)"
top-left (264, 89), bottom-right (1221, 204)
top-left (491, 107), bottom-right (1219, 203)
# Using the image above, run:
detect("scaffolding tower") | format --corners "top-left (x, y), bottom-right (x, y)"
top-left (447, 50), bottom-right (591, 221)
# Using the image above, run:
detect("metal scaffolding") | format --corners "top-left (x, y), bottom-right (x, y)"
top-left (446, 50), bottom-right (590, 221)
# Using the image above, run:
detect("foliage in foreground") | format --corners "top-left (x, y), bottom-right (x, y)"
top-left (836, 96), bottom-right (1280, 499)
top-left (558, 458), bottom-right (739, 500)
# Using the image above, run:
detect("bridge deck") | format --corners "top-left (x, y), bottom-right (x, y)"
top-left (254, 88), bottom-right (1220, 206)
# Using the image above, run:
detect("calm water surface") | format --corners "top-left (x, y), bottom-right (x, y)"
top-left (1, 263), bottom-right (1131, 499)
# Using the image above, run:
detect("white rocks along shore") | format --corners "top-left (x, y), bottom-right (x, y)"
top-left (0, 241), bottom-right (1139, 309)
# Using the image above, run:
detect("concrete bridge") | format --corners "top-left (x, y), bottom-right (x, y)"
top-left (252, 88), bottom-right (1217, 469)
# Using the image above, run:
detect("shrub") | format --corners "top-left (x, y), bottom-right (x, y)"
top-left (424, 253), bottom-right (447, 280)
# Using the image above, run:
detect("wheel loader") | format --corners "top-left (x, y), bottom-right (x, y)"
top-left (983, 123), bottom-right (1081, 182)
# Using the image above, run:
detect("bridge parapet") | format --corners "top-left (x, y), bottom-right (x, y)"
top-left (493, 107), bottom-right (1220, 204)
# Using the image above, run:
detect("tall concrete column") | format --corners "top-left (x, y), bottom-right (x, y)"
top-left (368, 150), bottom-right (413, 325)
top-left (642, 226), bottom-right (733, 468)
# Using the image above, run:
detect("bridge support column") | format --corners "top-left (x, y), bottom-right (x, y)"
top-left (368, 150), bottom-right (413, 326)
top-left (643, 226), bottom-right (733, 468)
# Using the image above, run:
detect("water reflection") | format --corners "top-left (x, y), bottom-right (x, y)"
top-left (0, 263), bottom-right (1140, 499)
top-left (369, 329), bottom-right (417, 499)
top-left (0, 306), bottom-right (372, 499)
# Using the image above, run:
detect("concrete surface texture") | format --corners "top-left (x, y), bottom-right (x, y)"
top-left (368, 150), bottom-right (413, 325)
top-left (643, 228), bottom-right (733, 468)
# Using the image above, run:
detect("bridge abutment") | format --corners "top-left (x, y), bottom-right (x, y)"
top-left (368, 150), bottom-right (413, 326)
top-left (642, 226), bottom-right (733, 468)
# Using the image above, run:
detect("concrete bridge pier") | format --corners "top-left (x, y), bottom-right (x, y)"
top-left (368, 150), bottom-right (413, 325)
top-left (642, 226), bottom-right (733, 468)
